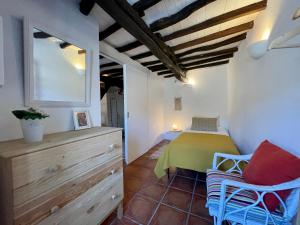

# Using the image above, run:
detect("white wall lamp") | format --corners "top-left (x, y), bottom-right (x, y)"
top-left (248, 39), bottom-right (269, 59)
top-left (248, 7), bottom-right (300, 59)
top-left (247, 29), bottom-right (270, 59)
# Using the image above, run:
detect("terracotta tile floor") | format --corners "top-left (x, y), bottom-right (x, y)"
top-left (101, 140), bottom-right (213, 225)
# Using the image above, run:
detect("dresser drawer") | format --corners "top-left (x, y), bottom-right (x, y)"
top-left (12, 131), bottom-right (122, 206)
top-left (36, 171), bottom-right (123, 225)
top-left (13, 157), bottom-right (123, 225)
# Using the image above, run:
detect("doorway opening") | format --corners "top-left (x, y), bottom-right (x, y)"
top-left (99, 54), bottom-right (127, 163)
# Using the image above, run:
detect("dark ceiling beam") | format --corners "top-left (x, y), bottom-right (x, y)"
top-left (109, 72), bottom-right (124, 77)
top-left (150, 0), bottom-right (215, 32)
top-left (176, 33), bottom-right (246, 58)
top-left (96, 0), bottom-right (186, 81)
top-left (141, 60), bottom-right (161, 67)
top-left (185, 60), bottom-right (229, 70)
top-left (145, 47), bottom-right (238, 68)
top-left (157, 70), bottom-right (172, 75)
top-left (99, 24), bottom-right (122, 41)
top-left (164, 74), bottom-right (175, 78)
top-left (98, 0), bottom-right (161, 41)
top-left (181, 53), bottom-right (234, 68)
top-left (100, 68), bottom-right (123, 75)
top-left (133, 32), bottom-right (246, 60)
top-left (148, 64), bottom-right (168, 72)
top-left (142, 46), bottom-right (237, 66)
top-left (178, 47), bottom-right (238, 62)
top-left (60, 42), bottom-right (71, 49)
top-left (33, 31), bottom-right (51, 39)
top-left (116, 1), bottom-right (266, 52)
top-left (80, 0), bottom-right (95, 15)
top-left (131, 51), bottom-right (153, 60)
top-left (111, 75), bottom-right (124, 79)
top-left (100, 62), bottom-right (119, 68)
top-left (172, 21), bottom-right (254, 51)
top-left (163, 0), bottom-right (267, 42)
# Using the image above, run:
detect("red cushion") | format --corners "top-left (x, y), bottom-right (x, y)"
top-left (243, 140), bottom-right (300, 211)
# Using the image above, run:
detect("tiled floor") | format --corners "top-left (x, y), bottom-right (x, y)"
top-left (101, 140), bottom-right (213, 225)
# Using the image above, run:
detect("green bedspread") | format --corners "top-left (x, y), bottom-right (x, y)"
top-left (154, 132), bottom-right (239, 178)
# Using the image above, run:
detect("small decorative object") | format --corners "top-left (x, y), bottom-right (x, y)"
top-left (73, 110), bottom-right (91, 130)
top-left (174, 97), bottom-right (182, 111)
top-left (12, 108), bottom-right (49, 143)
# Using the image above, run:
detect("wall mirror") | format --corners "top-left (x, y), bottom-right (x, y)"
top-left (24, 19), bottom-right (92, 107)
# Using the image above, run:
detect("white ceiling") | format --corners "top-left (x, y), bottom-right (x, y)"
top-left (93, 0), bottom-right (264, 68)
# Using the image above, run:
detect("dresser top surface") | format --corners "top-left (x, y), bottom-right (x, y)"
top-left (0, 127), bottom-right (122, 158)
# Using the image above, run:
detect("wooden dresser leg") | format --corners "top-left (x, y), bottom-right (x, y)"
top-left (117, 201), bottom-right (123, 219)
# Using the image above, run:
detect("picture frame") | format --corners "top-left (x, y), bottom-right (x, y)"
top-left (73, 110), bottom-right (92, 130)
top-left (0, 16), bottom-right (4, 86)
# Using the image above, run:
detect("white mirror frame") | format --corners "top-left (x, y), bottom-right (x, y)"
top-left (23, 18), bottom-right (92, 107)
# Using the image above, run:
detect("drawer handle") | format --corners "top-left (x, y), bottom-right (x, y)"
top-left (50, 205), bottom-right (60, 214)
top-left (87, 204), bottom-right (96, 214)
top-left (111, 194), bottom-right (119, 201)
top-left (87, 202), bottom-right (100, 214)
top-left (110, 169), bottom-right (116, 175)
top-left (108, 144), bottom-right (119, 152)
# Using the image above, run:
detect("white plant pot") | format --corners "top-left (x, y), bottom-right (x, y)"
top-left (20, 119), bottom-right (44, 143)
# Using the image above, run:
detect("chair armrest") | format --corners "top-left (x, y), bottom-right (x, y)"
top-left (212, 153), bottom-right (252, 171)
top-left (222, 177), bottom-right (300, 192)
top-left (217, 178), bottom-right (300, 223)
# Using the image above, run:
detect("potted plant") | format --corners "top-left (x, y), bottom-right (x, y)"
top-left (12, 108), bottom-right (49, 143)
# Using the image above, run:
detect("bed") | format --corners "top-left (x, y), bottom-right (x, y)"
top-left (154, 127), bottom-right (239, 178)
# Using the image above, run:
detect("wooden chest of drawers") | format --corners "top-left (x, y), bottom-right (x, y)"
top-left (0, 127), bottom-right (123, 225)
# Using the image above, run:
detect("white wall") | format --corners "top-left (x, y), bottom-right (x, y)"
top-left (0, 0), bottom-right (100, 141)
top-left (163, 65), bottom-right (228, 131)
top-left (228, 0), bottom-right (300, 156)
top-left (100, 42), bottom-right (164, 163)
top-left (148, 72), bottom-right (165, 146)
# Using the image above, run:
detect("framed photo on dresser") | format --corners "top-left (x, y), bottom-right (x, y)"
top-left (73, 110), bottom-right (91, 130)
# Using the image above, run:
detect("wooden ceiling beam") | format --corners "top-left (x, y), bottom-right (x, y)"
top-left (172, 21), bottom-right (253, 51)
top-left (176, 33), bottom-right (246, 58)
top-left (145, 47), bottom-right (238, 68)
top-left (60, 42), bottom-right (71, 49)
top-left (33, 31), bottom-right (51, 39)
top-left (141, 60), bottom-right (161, 67)
top-left (116, 1), bottom-right (266, 52)
top-left (131, 51), bottom-right (153, 60)
top-left (181, 53), bottom-right (233, 68)
top-left (178, 47), bottom-right (238, 62)
top-left (100, 68), bottom-right (123, 75)
top-left (96, 0), bottom-right (186, 81)
top-left (100, 62), bottom-right (119, 68)
top-left (80, 0), bottom-right (95, 15)
top-left (164, 74), bottom-right (175, 78)
top-left (133, 32), bottom-right (246, 60)
top-left (148, 64), bottom-right (168, 72)
top-left (157, 70), bottom-right (172, 75)
top-left (98, 0), bottom-right (161, 41)
top-left (150, 0), bottom-right (215, 32)
top-left (185, 60), bottom-right (229, 70)
top-left (163, 0), bottom-right (267, 42)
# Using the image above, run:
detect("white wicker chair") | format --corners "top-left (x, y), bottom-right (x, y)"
top-left (206, 153), bottom-right (300, 225)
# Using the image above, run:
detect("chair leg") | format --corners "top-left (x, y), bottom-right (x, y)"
top-left (214, 216), bottom-right (217, 225)
top-left (216, 217), bottom-right (223, 225)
